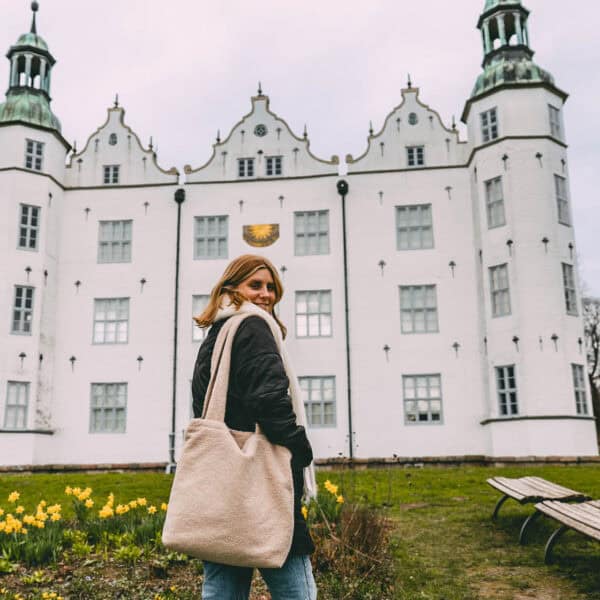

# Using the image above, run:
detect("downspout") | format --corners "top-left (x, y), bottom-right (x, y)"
top-left (336, 179), bottom-right (354, 459)
top-left (166, 187), bottom-right (186, 474)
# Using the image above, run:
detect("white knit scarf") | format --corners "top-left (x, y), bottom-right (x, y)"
top-left (214, 299), bottom-right (318, 499)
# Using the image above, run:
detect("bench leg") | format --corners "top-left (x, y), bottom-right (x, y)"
top-left (519, 510), bottom-right (541, 544)
top-left (492, 494), bottom-right (510, 520)
top-left (544, 525), bottom-right (568, 565)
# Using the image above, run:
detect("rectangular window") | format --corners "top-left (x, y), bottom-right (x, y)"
top-left (572, 364), bottom-right (588, 415)
top-left (489, 264), bottom-right (511, 317)
top-left (406, 146), bottom-right (425, 167)
top-left (549, 105), bottom-right (562, 139)
top-left (266, 156), bottom-right (282, 176)
top-left (484, 177), bottom-right (506, 228)
top-left (299, 376), bottom-right (336, 427)
top-left (93, 298), bottom-right (129, 344)
top-left (238, 158), bottom-right (255, 177)
top-left (98, 220), bottom-right (132, 263)
top-left (562, 263), bottom-right (578, 316)
top-left (555, 174), bottom-right (570, 226)
top-left (403, 374), bottom-right (442, 424)
top-left (296, 290), bottom-right (332, 337)
top-left (192, 294), bottom-right (209, 342)
top-left (4, 382), bottom-right (29, 430)
top-left (11, 286), bottom-right (34, 334)
top-left (480, 108), bottom-right (499, 142)
top-left (396, 204), bottom-right (433, 250)
top-left (18, 204), bottom-right (40, 250)
top-left (496, 365), bottom-right (518, 416)
top-left (194, 216), bottom-right (228, 259)
top-left (294, 210), bottom-right (329, 256)
top-left (399, 285), bottom-right (438, 333)
top-left (90, 383), bottom-right (127, 433)
top-left (103, 165), bottom-right (120, 184)
top-left (25, 139), bottom-right (44, 171)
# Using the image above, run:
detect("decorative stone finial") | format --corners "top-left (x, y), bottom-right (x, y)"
top-left (216, 129), bottom-right (221, 143)
top-left (31, 1), bottom-right (39, 34)
top-left (114, 93), bottom-right (119, 108)
top-left (303, 124), bottom-right (307, 138)
top-left (407, 73), bottom-right (412, 88)
top-left (258, 81), bottom-right (263, 96)
top-left (149, 136), bottom-right (153, 150)
top-left (369, 121), bottom-right (373, 136)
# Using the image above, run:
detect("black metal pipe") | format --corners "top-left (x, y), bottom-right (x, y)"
top-left (336, 179), bottom-right (353, 459)
top-left (167, 187), bottom-right (186, 473)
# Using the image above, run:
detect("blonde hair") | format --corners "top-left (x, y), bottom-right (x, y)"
top-left (194, 254), bottom-right (287, 338)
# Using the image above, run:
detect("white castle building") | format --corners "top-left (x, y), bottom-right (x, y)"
top-left (1, 1), bottom-right (597, 469)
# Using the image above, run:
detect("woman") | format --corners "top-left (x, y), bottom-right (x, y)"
top-left (192, 254), bottom-right (318, 600)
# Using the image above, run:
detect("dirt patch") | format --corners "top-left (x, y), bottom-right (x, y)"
top-left (397, 502), bottom-right (430, 511)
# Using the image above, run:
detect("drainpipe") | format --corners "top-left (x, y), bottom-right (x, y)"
top-left (166, 187), bottom-right (186, 474)
top-left (336, 179), bottom-right (354, 459)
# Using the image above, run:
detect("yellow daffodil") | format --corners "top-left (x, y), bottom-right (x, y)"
top-left (21, 527), bottom-right (28, 534)
top-left (65, 486), bottom-right (73, 495)
top-left (301, 505), bottom-right (308, 519)
top-left (50, 513), bottom-right (61, 522)
top-left (39, 500), bottom-right (47, 507)
top-left (0, 508), bottom-right (4, 516)
top-left (115, 504), bottom-right (129, 515)
top-left (0, 522), bottom-right (6, 532)
top-left (324, 480), bottom-right (339, 495)
top-left (23, 515), bottom-right (35, 525)
top-left (15, 506), bottom-right (24, 514)
top-left (336, 495), bottom-right (344, 504)
top-left (85, 499), bottom-right (94, 508)
top-left (47, 504), bottom-right (61, 515)
top-left (128, 500), bottom-right (138, 509)
top-left (7, 491), bottom-right (20, 503)
top-left (137, 497), bottom-right (147, 506)
top-left (147, 506), bottom-right (157, 514)
top-left (99, 506), bottom-right (114, 519)
top-left (161, 502), bottom-right (168, 511)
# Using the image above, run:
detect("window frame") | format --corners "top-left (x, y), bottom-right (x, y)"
top-left (480, 107), bottom-right (499, 143)
top-left (548, 104), bottom-right (562, 139)
top-left (294, 210), bottom-right (330, 256)
top-left (89, 382), bottom-right (127, 433)
top-left (484, 176), bottom-right (506, 229)
top-left (562, 263), bottom-right (578, 316)
top-left (265, 156), bottom-right (283, 176)
top-left (496, 365), bottom-right (518, 416)
top-left (402, 374), bottom-right (443, 424)
top-left (11, 285), bottom-right (35, 335)
top-left (4, 381), bottom-right (29, 430)
top-left (399, 285), bottom-right (439, 334)
top-left (396, 204), bottom-right (434, 250)
top-left (18, 203), bottom-right (41, 251)
top-left (97, 219), bottom-right (133, 264)
top-left (92, 297), bottom-right (130, 345)
top-left (25, 139), bottom-right (44, 171)
top-left (194, 215), bottom-right (229, 260)
top-left (554, 174), bottom-right (570, 226)
top-left (237, 158), bottom-right (255, 178)
top-left (572, 364), bottom-right (588, 415)
top-left (295, 290), bottom-right (332, 338)
top-left (299, 376), bottom-right (336, 428)
top-left (103, 164), bottom-right (120, 185)
top-left (406, 146), bottom-right (425, 167)
top-left (489, 264), bottom-right (511, 317)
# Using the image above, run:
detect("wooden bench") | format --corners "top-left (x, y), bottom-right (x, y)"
top-left (487, 476), bottom-right (590, 543)
top-left (534, 500), bottom-right (600, 563)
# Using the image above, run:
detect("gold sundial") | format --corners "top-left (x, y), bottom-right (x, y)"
top-left (243, 224), bottom-right (280, 247)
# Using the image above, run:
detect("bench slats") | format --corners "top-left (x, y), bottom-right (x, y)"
top-left (487, 476), bottom-right (586, 503)
top-left (535, 500), bottom-right (600, 542)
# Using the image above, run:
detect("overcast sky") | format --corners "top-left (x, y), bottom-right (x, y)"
top-left (3, 0), bottom-right (599, 295)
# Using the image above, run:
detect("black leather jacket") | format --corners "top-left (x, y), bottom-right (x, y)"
top-left (191, 315), bottom-right (315, 556)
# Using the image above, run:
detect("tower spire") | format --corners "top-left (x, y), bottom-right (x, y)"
top-left (30, 1), bottom-right (39, 34)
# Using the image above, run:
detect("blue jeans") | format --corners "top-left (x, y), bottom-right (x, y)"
top-left (202, 554), bottom-right (317, 600)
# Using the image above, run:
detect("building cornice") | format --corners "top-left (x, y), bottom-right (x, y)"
top-left (0, 119), bottom-right (70, 150)
top-left (480, 415), bottom-right (595, 426)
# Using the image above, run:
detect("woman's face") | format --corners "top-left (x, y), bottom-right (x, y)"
top-left (234, 267), bottom-right (276, 312)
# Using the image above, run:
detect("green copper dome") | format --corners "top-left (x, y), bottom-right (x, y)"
top-left (0, 90), bottom-right (61, 132)
top-left (484, 0), bottom-right (522, 10)
top-left (471, 52), bottom-right (554, 97)
top-left (14, 31), bottom-right (49, 52)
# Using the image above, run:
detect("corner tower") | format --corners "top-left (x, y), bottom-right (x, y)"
top-left (463, 2), bottom-right (597, 456)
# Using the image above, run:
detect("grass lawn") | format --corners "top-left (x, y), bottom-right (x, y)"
top-left (1, 464), bottom-right (599, 599)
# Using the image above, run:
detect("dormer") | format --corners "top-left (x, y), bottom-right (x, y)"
top-left (346, 87), bottom-right (467, 173)
top-left (65, 104), bottom-right (178, 188)
top-left (185, 91), bottom-right (339, 183)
